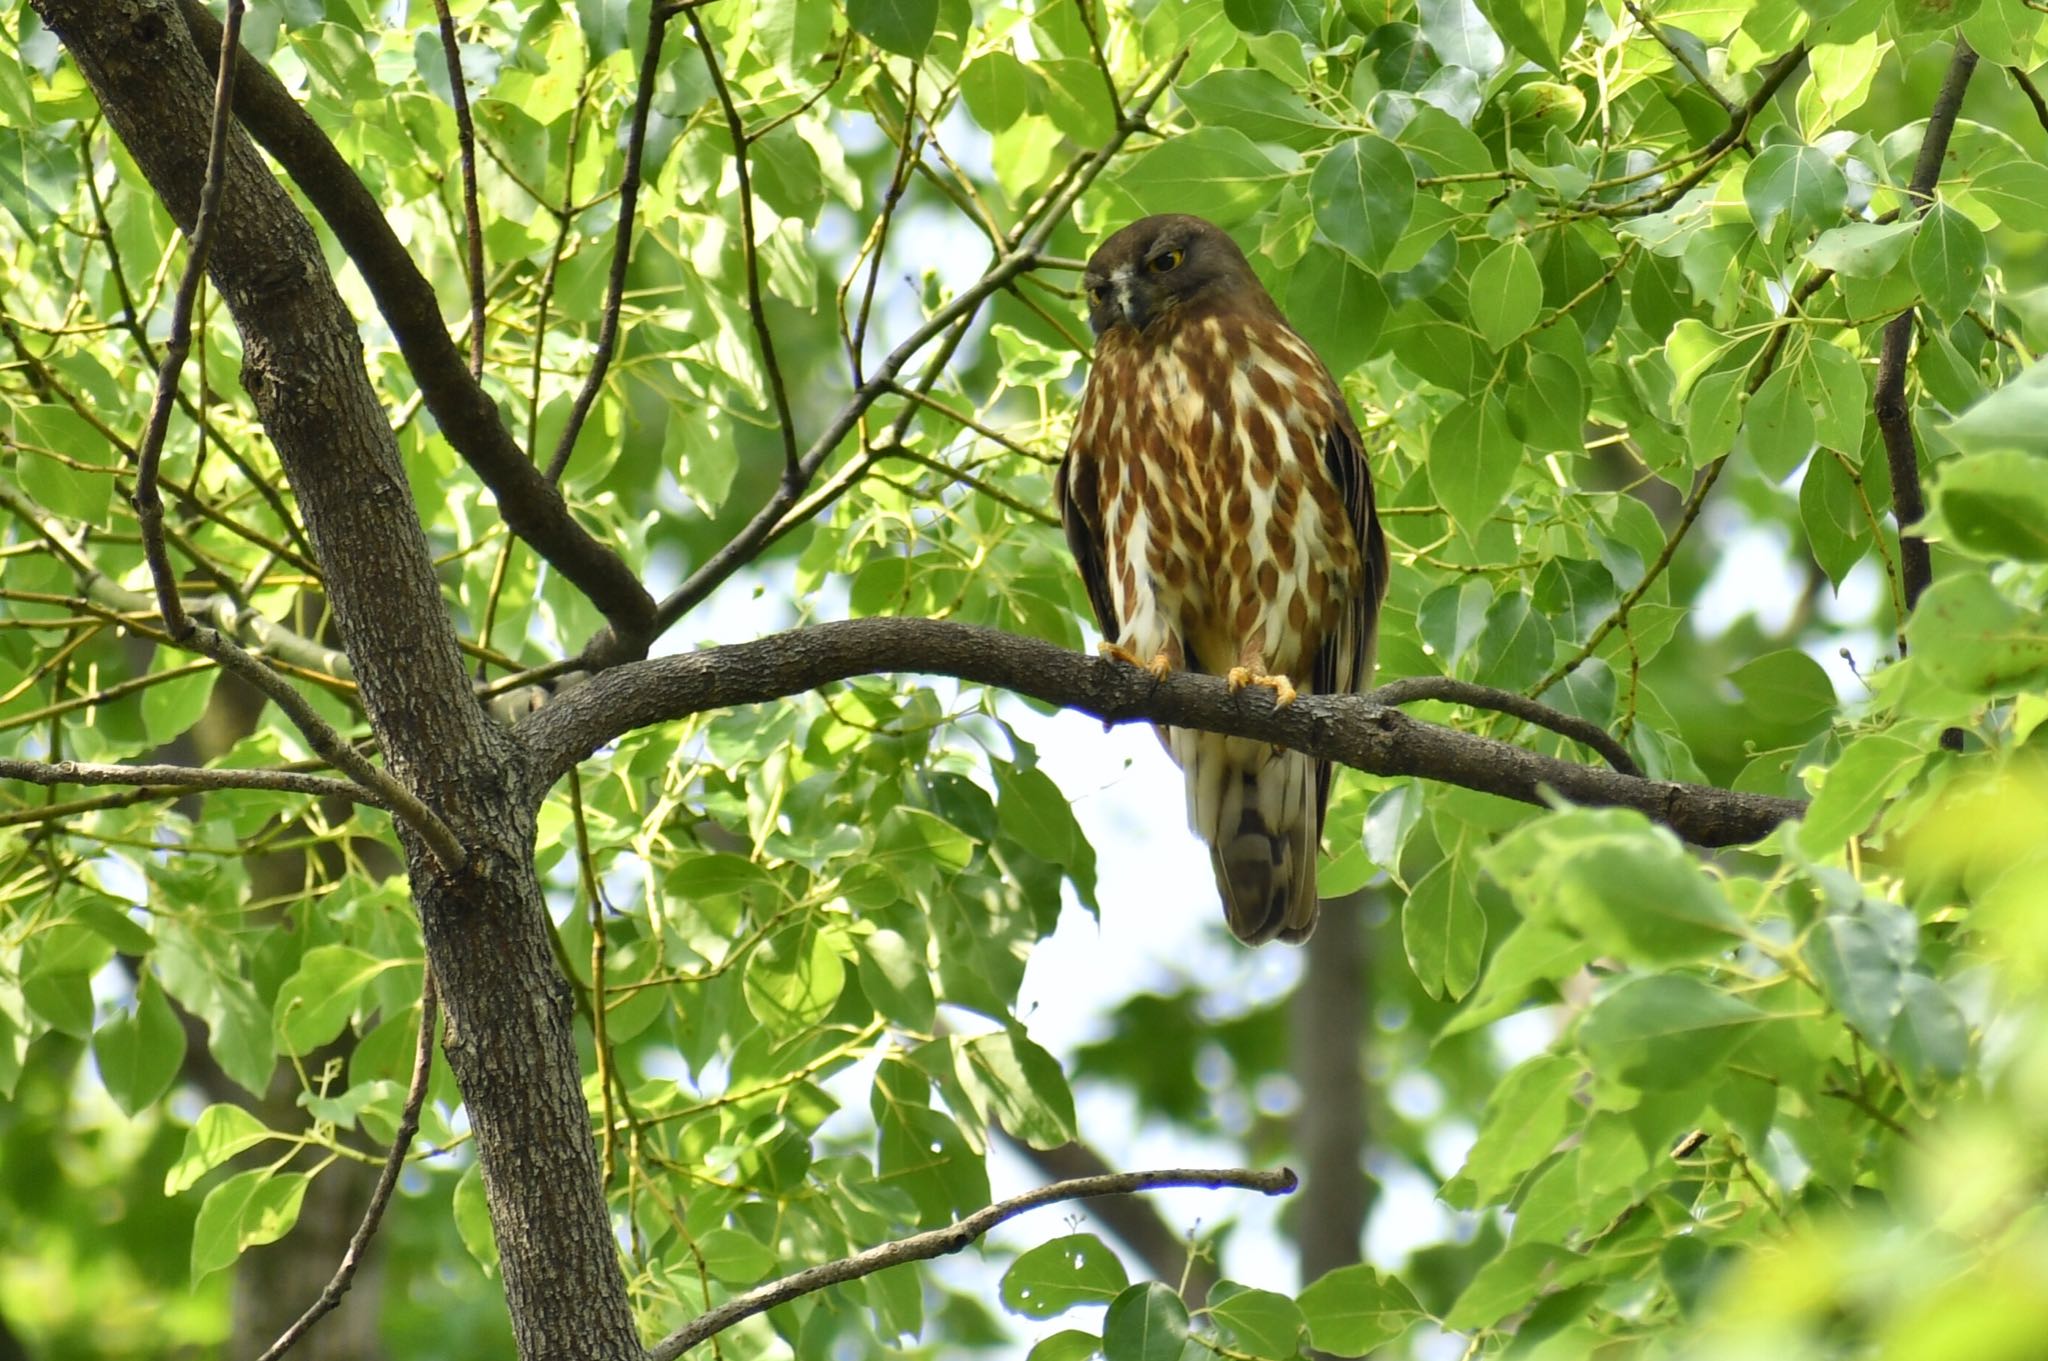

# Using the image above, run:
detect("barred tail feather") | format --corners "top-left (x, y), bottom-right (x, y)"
top-left (1172, 730), bottom-right (1320, 944)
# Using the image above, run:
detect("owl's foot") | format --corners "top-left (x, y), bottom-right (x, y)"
top-left (1098, 642), bottom-right (1174, 681)
top-left (1227, 666), bottom-right (1298, 708)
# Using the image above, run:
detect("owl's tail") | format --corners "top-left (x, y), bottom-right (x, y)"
top-left (1173, 730), bottom-right (1320, 944)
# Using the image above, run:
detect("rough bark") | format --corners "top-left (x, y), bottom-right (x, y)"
top-left (30, 5), bottom-right (639, 1358)
top-left (1291, 892), bottom-right (1370, 1290)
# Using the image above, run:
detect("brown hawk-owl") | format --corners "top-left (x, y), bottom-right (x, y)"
top-left (1055, 214), bottom-right (1388, 945)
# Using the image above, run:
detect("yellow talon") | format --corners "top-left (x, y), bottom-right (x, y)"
top-left (1228, 667), bottom-right (1297, 708)
top-left (1099, 642), bottom-right (1173, 680)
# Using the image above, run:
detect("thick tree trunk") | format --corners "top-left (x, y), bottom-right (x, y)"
top-left (30, 4), bottom-right (639, 1357)
top-left (1291, 890), bottom-right (1370, 1286)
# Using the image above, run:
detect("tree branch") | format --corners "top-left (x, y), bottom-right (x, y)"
top-left (1372, 676), bottom-right (1640, 775)
top-left (0, 757), bottom-right (376, 805)
top-left (516, 619), bottom-right (1805, 848)
top-left (1876, 37), bottom-right (1978, 638)
top-left (546, 4), bottom-right (674, 483)
top-left (1876, 37), bottom-right (1977, 752)
top-left (175, 0), bottom-right (657, 645)
top-left (428, 0), bottom-right (486, 379)
top-left (254, 972), bottom-right (438, 1361)
top-left (643, 1165), bottom-right (1296, 1361)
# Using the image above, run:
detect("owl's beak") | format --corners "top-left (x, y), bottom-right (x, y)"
top-left (1108, 266), bottom-right (1152, 333)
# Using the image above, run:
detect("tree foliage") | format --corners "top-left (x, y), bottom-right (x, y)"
top-left (3, 0), bottom-right (2048, 1358)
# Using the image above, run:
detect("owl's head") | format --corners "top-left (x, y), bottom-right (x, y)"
top-left (1080, 214), bottom-right (1261, 339)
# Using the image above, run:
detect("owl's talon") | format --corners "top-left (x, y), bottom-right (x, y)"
top-left (1228, 667), bottom-right (1297, 708)
top-left (1100, 642), bottom-right (1173, 681)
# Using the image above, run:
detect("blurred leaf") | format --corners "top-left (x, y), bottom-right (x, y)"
top-left (1297, 1263), bottom-right (1424, 1354)
top-left (1578, 974), bottom-right (1763, 1088)
top-left (846, 0), bottom-right (938, 57)
top-left (93, 977), bottom-right (186, 1117)
top-left (1102, 1282), bottom-right (1190, 1361)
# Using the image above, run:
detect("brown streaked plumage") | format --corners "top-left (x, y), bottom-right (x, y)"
top-left (1055, 214), bottom-right (1389, 945)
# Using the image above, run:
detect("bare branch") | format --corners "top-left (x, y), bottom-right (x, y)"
top-left (643, 1165), bottom-right (1296, 1361)
top-left (1876, 37), bottom-right (1979, 639)
top-left (1876, 38), bottom-right (1977, 752)
top-left (678, 7), bottom-right (801, 480)
top-left (516, 619), bottom-right (1806, 848)
top-left (255, 973), bottom-right (439, 1361)
top-left (428, 0), bottom-right (486, 378)
top-left (1624, 0), bottom-right (1738, 117)
top-left (1373, 676), bottom-right (1640, 776)
top-left (546, 6), bottom-right (675, 483)
top-left (132, 0), bottom-right (244, 638)
top-left (0, 757), bottom-right (377, 805)
top-left (2011, 64), bottom-right (2048, 136)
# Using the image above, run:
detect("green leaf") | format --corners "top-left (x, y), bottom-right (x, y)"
top-left (1474, 591), bottom-right (1554, 692)
top-left (1911, 200), bottom-right (1987, 325)
top-left (1796, 734), bottom-right (1928, 854)
top-left (1427, 393), bottom-right (1522, 536)
top-left (1116, 127), bottom-right (1289, 227)
top-left (1743, 144), bottom-right (1847, 246)
top-left (273, 945), bottom-right (392, 1057)
top-left (1451, 1054), bottom-right (1581, 1206)
top-left (1403, 853), bottom-right (1486, 1002)
top-left (1890, 973), bottom-right (1969, 1081)
top-left (1801, 450), bottom-right (1869, 586)
top-left (1729, 649), bottom-right (1837, 729)
top-left (191, 1169), bottom-right (308, 1285)
top-left (1286, 244), bottom-right (1388, 378)
top-left (957, 1028), bottom-right (1076, 1149)
top-left (1742, 365), bottom-right (1816, 481)
top-left (1208, 1285), bottom-right (1306, 1359)
top-left (1685, 368), bottom-right (1746, 467)
top-left (1027, 1332), bottom-right (1103, 1361)
top-left (1002, 1234), bottom-right (1130, 1318)
top-left (1906, 571), bottom-right (2048, 695)
top-left (846, 0), bottom-right (939, 57)
top-left (856, 928), bottom-right (936, 1032)
top-left (10, 404), bottom-right (120, 527)
top-left (743, 925), bottom-right (846, 1034)
top-left (167, 1104), bottom-right (275, 1196)
top-left (1803, 338), bottom-right (1867, 455)
top-left (1443, 920), bottom-right (1595, 1036)
top-left (1310, 134), bottom-right (1416, 270)
top-left (1804, 906), bottom-right (1913, 1043)
top-left (1923, 450), bottom-right (2048, 561)
top-left (697, 1227), bottom-right (776, 1284)
top-left (1297, 1263), bottom-right (1423, 1355)
top-left (1468, 239), bottom-right (1542, 349)
top-left (1474, 0), bottom-right (1585, 72)
top-left (1969, 157), bottom-right (2048, 227)
top-left (94, 977), bottom-right (187, 1117)
top-left (1417, 0), bottom-right (1506, 72)
top-left (1943, 359), bottom-right (2048, 456)
top-left (1805, 219), bottom-right (1916, 278)
top-left (996, 763), bottom-right (1097, 907)
top-left (1178, 67), bottom-right (1339, 148)
top-left (1553, 835), bottom-right (1749, 965)
top-left (1102, 1282), bottom-right (1189, 1361)
top-left (874, 806), bottom-right (976, 873)
top-left (960, 51), bottom-right (1034, 132)
top-left (1444, 1242), bottom-right (1582, 1330)
top-left (454, 1162), bottom-right (499, 1269)
top-left (1579, 974), bottom-right (1764, 1088)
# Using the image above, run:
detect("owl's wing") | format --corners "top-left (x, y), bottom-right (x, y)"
top-left (1310, 407), bottom-right (1389, 823)
top-left (1055, 451), bottom-right (1120, 643)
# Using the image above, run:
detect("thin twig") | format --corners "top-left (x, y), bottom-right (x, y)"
top-left (131, 0), bottom-right (245, 638)
top-left (1875, 37), bottom-right (1978, 648)
top-left (0, 757), bottom-right (378, 805)
top-left (254, 973), bottom-right (438, 1361)
top-left (2010, 64), bottom-right (2048, 135)
top-left (429, 0), bottom-right (486, 378)
top-left (545, 6), bottom-right (674, 482)
top-left (682, 7), bottom-right (801, 477)
top-left (1371, 676), bottom-right (1641, 775)
top-left (644, 1166), bottom-right (1296, 1361)
top-left (1624, 0), bottom-right (1738, 116)
top-left (1649, 44), bottom-right (1809, 212)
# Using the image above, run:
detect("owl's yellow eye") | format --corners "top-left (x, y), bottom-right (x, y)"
top-left (1086, 285), bottom-right (1108, 307)
top-left (1149, 248), bottom-right (1184, 273)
